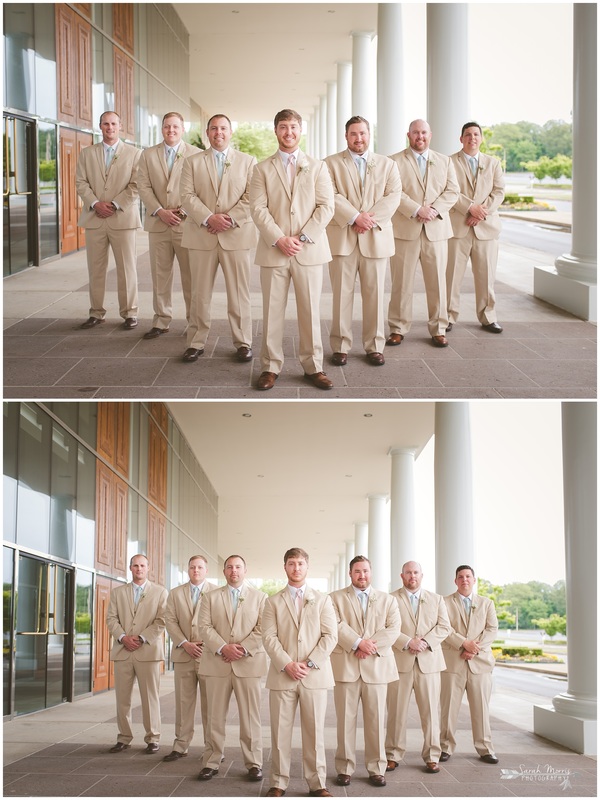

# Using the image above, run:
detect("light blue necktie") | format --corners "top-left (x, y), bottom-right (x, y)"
top-left (134, 584), bottom-right (143, 607)
top-left (359, 591), bottom-right (368, 614)
top-left (357, 156), bottom-right (366, 185)
top-left (410, 593), bottom-right (418, 615)
top-left (192, 585), bottom-right (200, 607)
top-left (216, 151), bottom-right (225, 181)
top-left (166, 147), bottom-right (176, 173)
top-left (232, 588), bottom-right (240, 612)
top-left (469, 156), bottom-right (478, 178)
top-left (463, 596), bottom-right (472, 616)
top-left (418, 154), bottom-right (426, 179)
top-left (105, 146), bottom-right (114, 170)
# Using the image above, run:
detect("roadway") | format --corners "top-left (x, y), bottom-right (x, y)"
top-left (501, 217), bottom-right (571, 260)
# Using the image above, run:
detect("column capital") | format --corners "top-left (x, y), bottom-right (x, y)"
top-left (367, 493), bottom-right (388, 501)
top-left (388, 446), bottom-right (418, 457)
top-left (351, 30), bottom-right (375, 40)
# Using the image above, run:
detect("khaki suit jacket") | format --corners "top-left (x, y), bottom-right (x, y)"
top-left (389, 149), bottom-right (458, 242)
top-left (179, 148), bottom-right (258, 251)
top-left (324, 151), bottom-right (402, 258)
top-left (330, 586), bottom-right (400, 684)
top-left (250, 151), bottom-right (334, 267)
top-left (137, 141), bottom-right (202, 232)
top-left (263, 586), bottom-right (337, 690)
top-left (390, 588), bottom-right (450, 674)
top-left (76, 141), bottom-right (142, 230)
top-left (442, 592), bottom-right (498, 674)
top-left (198, 583), bottom-right (268, 678)
top-left (165, 581), bottom-right (217, 664)
top-left (449, 152), bottom-right (505, 240)
top-left (107, 581), bottom-right (168, 662)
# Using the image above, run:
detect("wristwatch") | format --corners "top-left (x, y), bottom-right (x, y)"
top-left (307, 659), bottom-right (317, 669)
top-left (299, 233), bottom-right (309, 243)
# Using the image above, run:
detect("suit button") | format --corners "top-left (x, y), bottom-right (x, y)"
top-left (291, 210), bottom-right (295, 215)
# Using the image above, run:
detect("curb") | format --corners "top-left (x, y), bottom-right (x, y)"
top-left (495, 662), bottom-right (567, 678)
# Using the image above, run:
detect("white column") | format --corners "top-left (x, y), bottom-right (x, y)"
top-left (336, 61), bottom-right (352, 151)
top-left (367, 494), bottom-right (390, 591)
top-left (355, 521), bottom-right (368, 556)
top-left (377, 3), bottom-right (404, 155)
top-left (534, 402), bottom-right (597, 755)
top-left (319, 95), bottom-right (327, 160)
top-left (313, 105), bottom-right (321, 160)
top-left (326, 81), bottom-right (337, 157)
top-left (434, 402), bottom-right (475, 596)
top-left (534, 4), bottom-right (597, 321)
top-left (427, 4), bottom-right (469, 156)
top-left (345, 539), bottom-right (355, 572)
top-left (389, 447), bottom-right (417, 588)
top-left (338, 553), bottom-right (347, 589)
top-left (351, 31), bottom-right (375, 120)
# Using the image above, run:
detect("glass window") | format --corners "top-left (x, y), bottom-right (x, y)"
top-left (37, 122), bottom-right (59, 261)
top-left (33, 3), bottom-right (56, 120)
top-left (78, 402), bottom-right (97, 450)
top-left (46, 401), bottom-right (78, 433)
top-left (128, 489), bottom-right (147, 563)
top-left (73, 569), bottom-right (93, 697)
top-left (17, 403), bottom-right (51, 553)
top-left (4, 403), bottom-right (19, 542)
top-left (76, 445), bottom-right (96, 568)
top-left (4, 4), bottom-right (36, 114)
top-left (50, 423), bottom-right (77, 562)
top-left (3, 547), bottom-right (15, 716)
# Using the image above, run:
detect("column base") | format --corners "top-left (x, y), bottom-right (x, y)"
top-left (533, 704), bottom-right (597, 756)
top-left (534, 266), bottom-right (597, 322)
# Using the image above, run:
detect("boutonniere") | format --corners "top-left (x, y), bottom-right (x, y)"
top-left (367, 159), bottom-right (376, 173)
top-left (298, 164), bottom-right (310, 176)
top-left (304, 596), bottom-right (316, 607)
top-left (478, 164), bottom-right (484, 173)
top-left (238, 595), bottom-right (245, 604)
top-left (471, 604), bottom-right (477, 610)
top-left (419, 597), bottom-right (426, 605)
top-left (224, 159), bottom-right (231, 170)
top-left (176, 151), bottom-right (184, 161)
top-left (368, 595), bottom-right (377, 607)
top-left (139, 592), bottom-right (147, 602)
top-left (428, 159), bottom-right (435, 168)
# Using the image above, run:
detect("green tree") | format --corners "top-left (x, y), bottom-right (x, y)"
top-left (540, 120), bottom-right (572, 158)
top-left (231, 123), bottom-right (278, 161)
top-left (477, 578), bottom-right (515, 627)
top-left (185, 125), bottom-right (206, 150)
top-left (531, 613), bottom-right (567, 637)
top-left (259, 579), bottom-right (286, 597)
top-left (489, 121), bottom-right (543, 171)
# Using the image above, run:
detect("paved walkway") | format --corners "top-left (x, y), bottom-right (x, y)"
top-left (3, 221), bottom-right (596, 399)
top-left (3, 668), bottom-right (596, 797)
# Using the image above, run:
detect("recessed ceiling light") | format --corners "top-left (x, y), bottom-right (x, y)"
top-left (364, 413), bottom-right (373, 418)
top-left (242, 413), bottom-right (252, 417)
top-left (345, 474), bottom-right (352, 478)
top-left (257, 474), bottom-right (264, 478)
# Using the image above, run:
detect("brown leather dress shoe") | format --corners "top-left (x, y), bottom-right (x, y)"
top-left (480, 753), bottom-right (499, 764)
top-left (366, 352), bottom-right (385, 366)
top-left (304, 372), bottom-right (333, 390)
top-left (431, 335), bottom-right (449, 347)
top-left (425, 761), bottom-right (440, 773)
top-left (248, 766), bottom-right (263, 781)
top-left (369, 775), bottom-right (386, 787)
top-left (386, 760), bottom-right (397, 771)
top-left (266, 789), bottom-right (286, 797)
top-left (80, 317), bottom-right (105, 329)
top-left (236, 346), bottom-right (253, 362)
top-left (336, 774), bottom-right (351, 786)
top-left (439, 752), bottom-right (450, 762)
top-left (163, 750), bottom-right (187, 761)
top-left (308, 790), bottom-right (332, 797)
top-left (143, 327), bottom-right (169, 339)
top-left (109, 742), bottom-right (130, 753)
top-left (257, 371), bottom-right (278, 390)
top-left (183, 347), bottom-right (204, 362)
top-left (386, 333), bottom-right (404, 346)
top-left (332, 352), bottom-right (347, 366)
top-left (123, 317), bottom-right (138, 329)
top-left (198, 768), bottom-right (219, 780)
top-left (145, 742), bottom-right (159, 753)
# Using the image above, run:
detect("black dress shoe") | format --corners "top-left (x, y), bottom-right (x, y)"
top-left (109, 742), bottom-right (130, 753)
top-left (482, 322), bottom-right (503, 333)
top-left (369, 775), bottom-right (386, 787)
top-left (143, 327), bottom-right (169, 339)
top-left (145, 742), bottom-right (159, 753)
top-left (248, 766), bottom-right (263, 781)
top-left (445, 323), bottom-right (453, 332)
top-left (80, 317), bottom-right (105, 329)
top-left (236, 346), bottom-right (253, 362)
top-left (163, 750), bottom-right (187, 762)
top-left (336, 774), bottom-right (351, 786)
top-left (366, 352), bottom-right (385, 366)
top-left (198, 768), bottom-right (219, 781)
top-left (439, 752), bottom-right (450, 762)
top-left (183, 347), bottom-right (204, 362)
top-left (123, 317), bottom-right (138, 329)
top-left (480, 754), bottom-right (499, 764)
top-left (332, 352), bottom-right (347, 366)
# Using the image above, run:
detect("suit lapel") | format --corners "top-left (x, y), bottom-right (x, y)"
top-left (184, 582), bottom-right (194, 618)
top-left (159, 143), bottom-right (170, 183)
top-left (204, 150), bottom-right (220, 197)
top-left (459, 155), bottom-right (475, 190)
top-left (283, 587), bottom-right (299, 628)
top-left (273, 154), bottom-right (292, 200)
top-left (344, 152), bottom-right (362, 199)
top-left (405, 150), bottom-right (424, 189)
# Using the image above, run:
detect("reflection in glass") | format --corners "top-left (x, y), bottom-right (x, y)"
top-left (4, 548), bottom-right (15, 716)
top-left (76, 445), bottom-right (96, 568)
top-left (3, 404), bottom-right (19, 542)
top-left (17, 404), bottom-right (51, 552)
top-left (50, 423), bottom-right (77, 562)
top-left (74, 570), bottom-right (93, 696)
top-left (15, 555), bottom-right (47, 715)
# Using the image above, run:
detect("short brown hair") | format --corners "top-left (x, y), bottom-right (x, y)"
top-left (162, 111), bottom-right (185, 125)
top-left (461, 121), bottom-right (482, 136)
top-left (349, 555), bottom-right (371, 570)
top-left (274, 109), bottom-right (302, 128)
top-left (455, 564), bottom-right (475, 577)
top-left (99, 110), bottom-right (120, 125)
top-left (206, 114), bottom-right (232, 131)
top-left (284, 547), bottom-right (309, 563)
top-left (224, 554), bottom-right (246, 568)
top-left (188, 554), bottom-right (208, 566)
top-left (345, 115), bottom-right (370, 133)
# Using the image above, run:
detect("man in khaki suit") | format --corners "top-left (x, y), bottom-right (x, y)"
top-left (76, 111), bottom-right (141, 330)
top-left (180, 114), bottom-right (257, 363)
top-left (163, 554), bottom-right (216, 762)
top-left (250, 109), bottom-right (335, 391)
top-left (386, 119), bottom-right (459, 348)
top-left (325, 117), bottom-right (401, 367)
top-left (106, 554), bottom-right (168, 753)
top-left (440, 565), bottom-right (499, 764)
top-left (197, 555), bottom-right (268, 783)
top-left (262, 547), bottom-right (338, 797)
top-left (447, 122), bottom-right (505, 334)
top-left (329, 556), bottom-right (400, 788)
top-left (137, 112), bottom-right (202, 339)
top-left (386, 561), bottom-right (451, 774)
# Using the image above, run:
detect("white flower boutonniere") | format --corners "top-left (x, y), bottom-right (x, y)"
top-left (478, 164), bottom-right (484, 173)
top-left (367, 159), bottom-right (376, 174)
top-left (305, 597), bottom-right (316, 607)
top-left (428, 159), bottom-right (435, 168)
top-left (224, 159), bottom-right (231, 170)
top-left (176, 151), bottom-right (184, 161)
top-left (419, 597), bottom-right (426, 606)
top-left (238, 595), bottom-right (245, 604)
top-left (368, 595), bottom-right (377, 608)
top-left (298, 164), bottom-right (310, 176)
top-left (139, 592), bottom-right (147, 602)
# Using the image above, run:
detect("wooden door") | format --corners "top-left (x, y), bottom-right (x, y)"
top-left (93, 577), bottom-right (111, 693)
top-left (76, 132), bottom-right (92, 249)
top-left (59, 127), bottom-right (78, 255)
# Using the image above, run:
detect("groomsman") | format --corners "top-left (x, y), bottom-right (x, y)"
top-left (386, 561), bottom-right (450, 774)
top-left (262, 547), bottom-right (337, 797)
top-left (329, 556), bottom-right (400, 788)
top-left (180, 114), bottom-right (256, 363)
top-left (106, 554), bottom-right (168, 753)
top-left (137, 112), bottom-right (202, 339)
top-left (387, 119), bottom-right (458, 347)
top-left (76, 111), bottom-right (141, 329)
top-left (197, 555), bottom-right (268, 782)
top-left (440, 565), bottom-right (499, 764)
top-left (250, 109), bottom-right (335, 391)
top-left (446, 122), bottom-right (505, 333)
top-left (324, 117), bottom-right (401, 367)
top-left (163, 555), bottom-right (216, 762)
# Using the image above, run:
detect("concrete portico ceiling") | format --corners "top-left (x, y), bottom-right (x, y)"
top-left (173, 3), bottom-right (379, 123)
top-left (168, 402), bottom-right (434, 581)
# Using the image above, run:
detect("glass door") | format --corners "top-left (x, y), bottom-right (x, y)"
top-left (14, 555), bottom-right (72, 715)
top-left (3, 115), bottom-right (37, 276)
